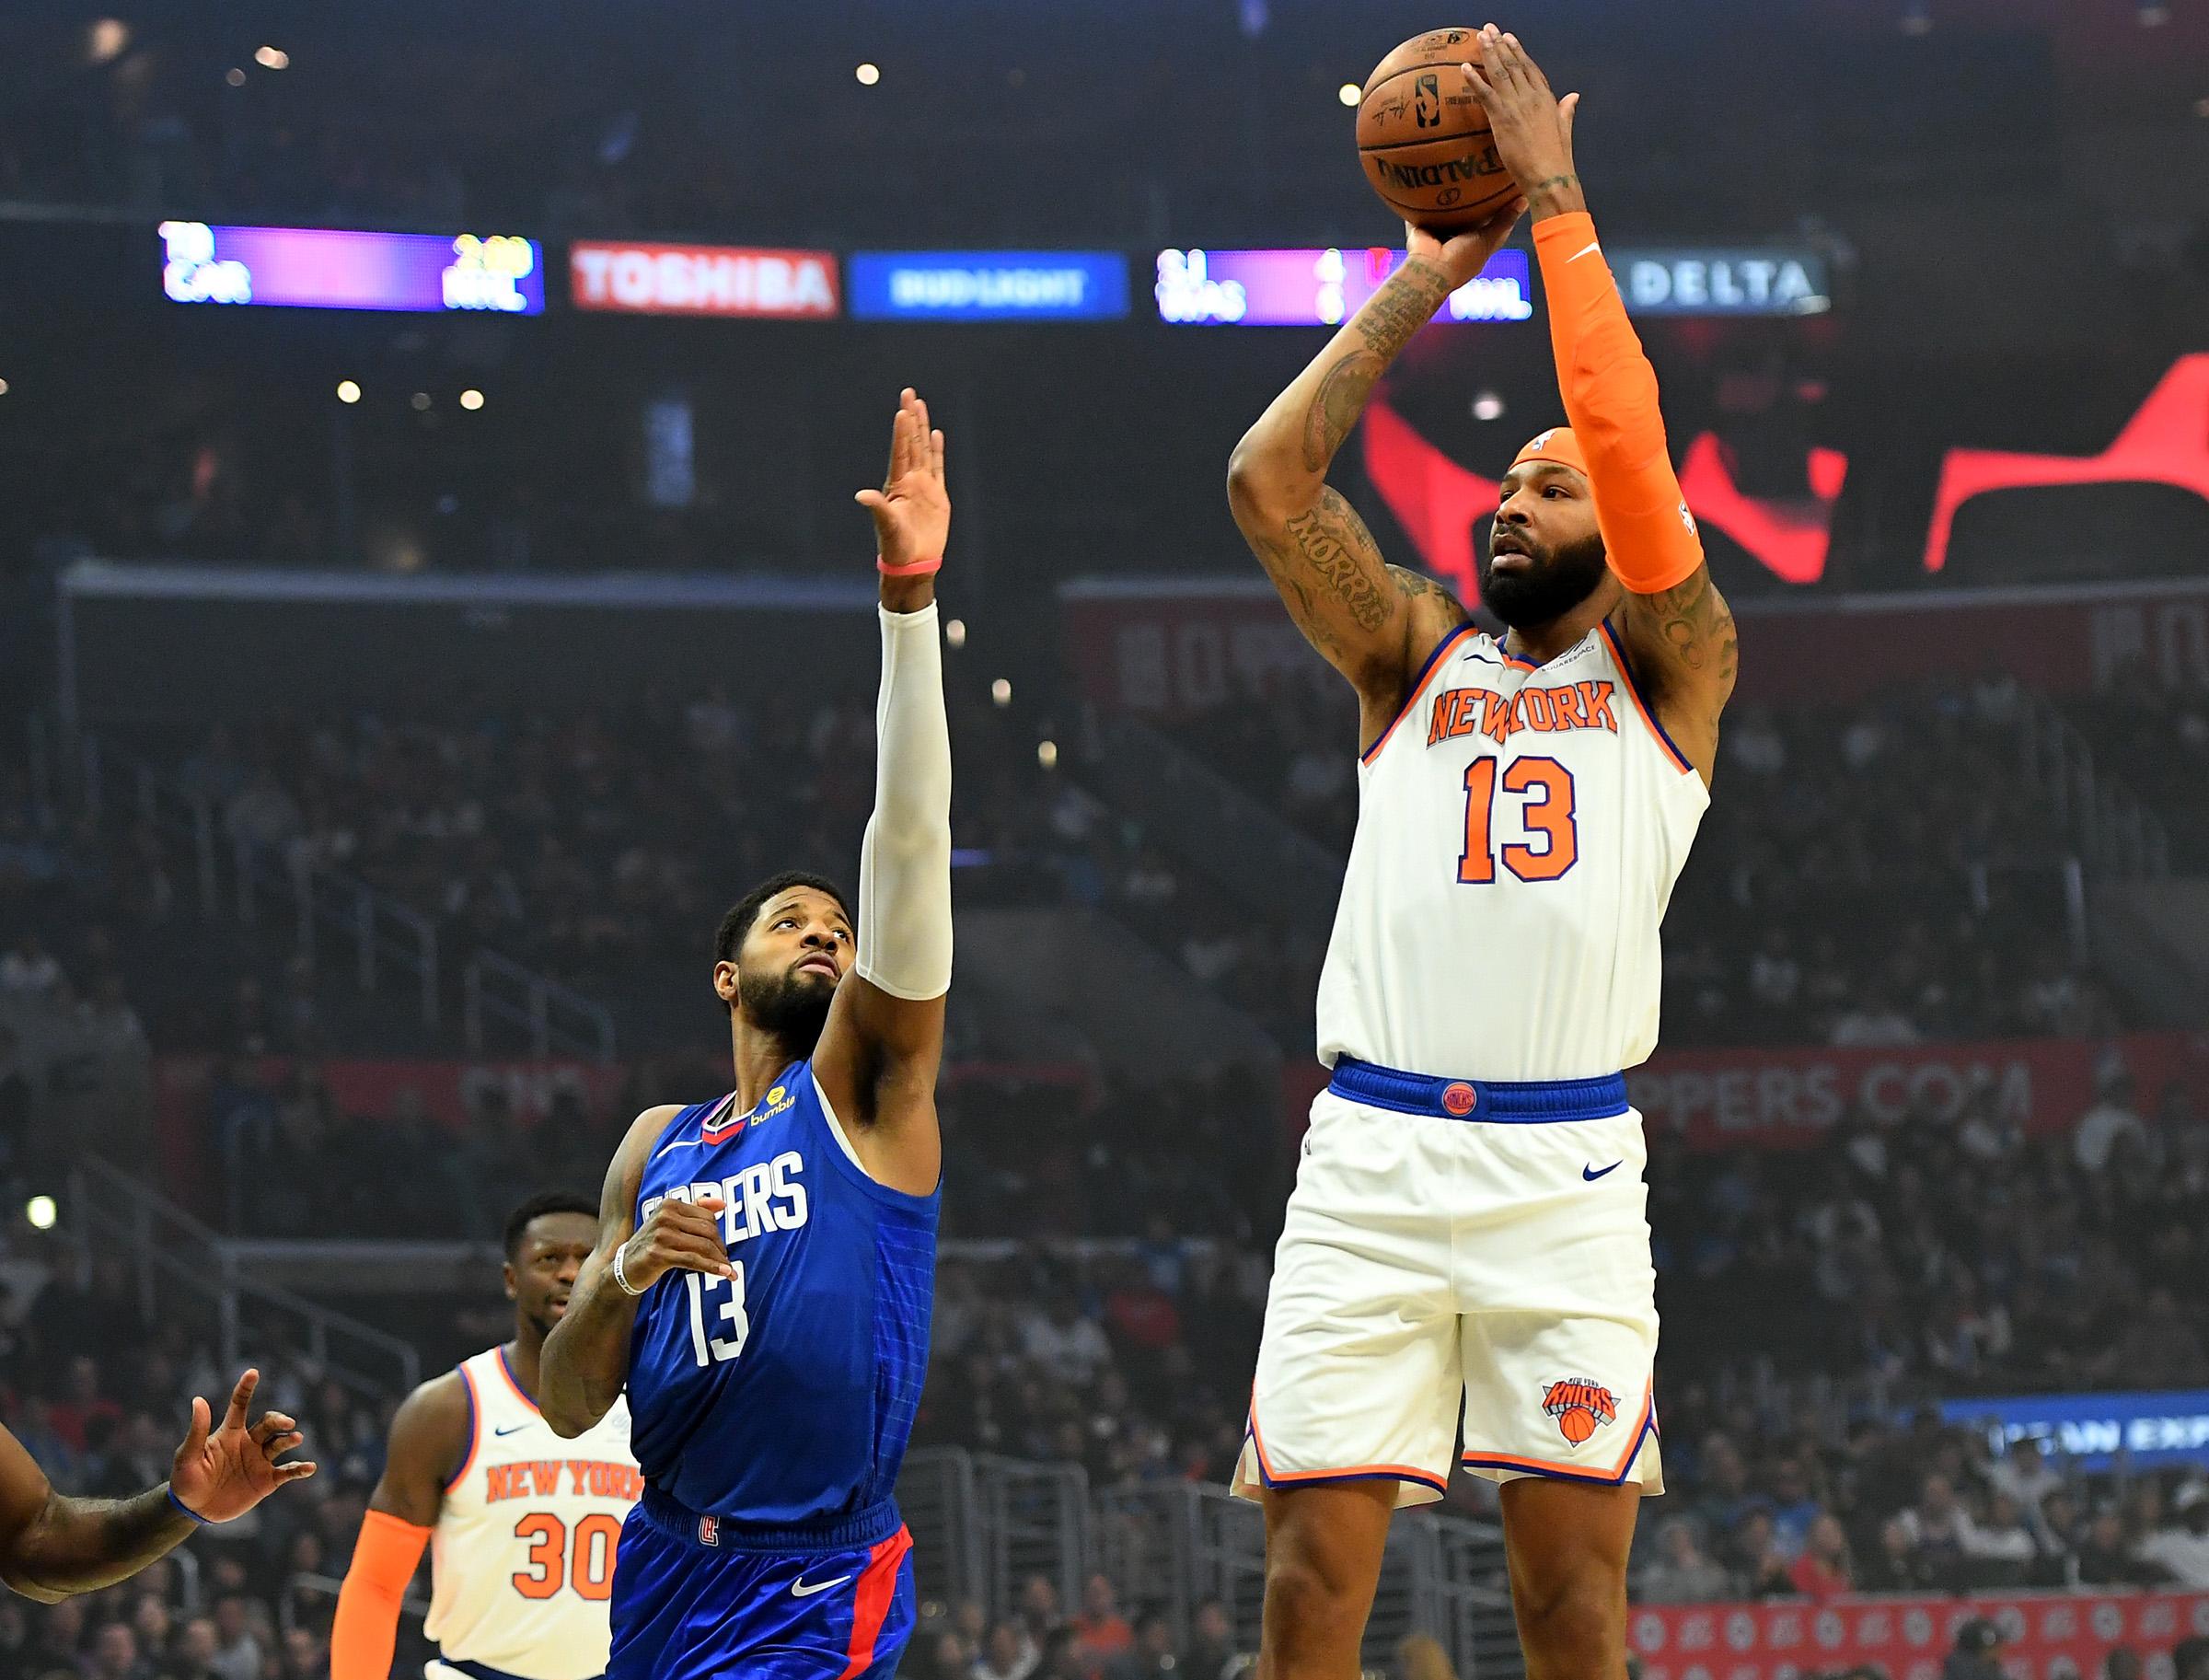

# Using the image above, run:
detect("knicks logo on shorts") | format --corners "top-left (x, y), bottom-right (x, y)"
top-left (1541, 1378), bottom-right (1618, 1446)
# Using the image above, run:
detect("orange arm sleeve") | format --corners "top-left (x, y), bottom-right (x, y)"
top-left (331, 1510), bottom-right (432, 1680)
top-left (1532, 211), bottom-right (1705, 594)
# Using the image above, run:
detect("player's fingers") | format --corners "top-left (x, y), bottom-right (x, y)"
top-left (224, 1370), bottom-right (258, 1432)
top-left (1461, 61), bottom-right (1497, 103)
top-left (183, 1395), bottom-right (211, 1455)
top-left (249, 1410), bottom-right (296, 1443)
top-left (264, 1431), bottom-right (306, 1459)
top-left (931, 427), bottom-right (946, 482)
top-left (1560, 92), bottom-right (1579, 140)
top-left (855, 488), bottom-right (889, 512)
top-left (666, 1237), bottom-right (737, 1280)
top-left (274, 1461), bottom-right (318, 1483)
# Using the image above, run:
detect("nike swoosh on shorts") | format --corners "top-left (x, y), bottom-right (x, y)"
top-left (791, 1574), bottom-right (853, 1599)
top-left (1582, 1161), bottom-right (1622, 1181)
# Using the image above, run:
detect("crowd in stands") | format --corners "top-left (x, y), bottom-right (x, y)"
top-left (1174, 671), bottom-right (2130, 1048)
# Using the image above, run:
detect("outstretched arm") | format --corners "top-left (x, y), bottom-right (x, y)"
top-left (331, 1374), bottom-right (461, 1680)
top-left (0, 1371), bottom-right (311, 1603)
top-left (1469, 27), bottom-right (1736, 781)
top-left (539, 1106), bottom-right (732, 1438)
top-left (1225, 209), bottom-right (1521, 747)
top-left (813, 389), bottom-right (953, 1200)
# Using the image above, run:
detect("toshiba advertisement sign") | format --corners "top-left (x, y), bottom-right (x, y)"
top-left (568, 242), bottom-right (840, 319)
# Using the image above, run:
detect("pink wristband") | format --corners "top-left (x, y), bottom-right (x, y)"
top-left (876, 555), bottom-right (943, 577)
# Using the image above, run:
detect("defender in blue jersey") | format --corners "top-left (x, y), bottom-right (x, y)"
top-left (539, 388), bottom-right (954, 1680)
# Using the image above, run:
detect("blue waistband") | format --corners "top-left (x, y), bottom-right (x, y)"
top-left (434, 1661), bottom-right (596, 1680)
top-left (1327, 1057), bottom-right (1629, 1123)
top-left (636, 1485), bottom-right (901, 1555)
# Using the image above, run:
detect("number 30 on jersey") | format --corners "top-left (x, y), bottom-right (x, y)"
top-left (1460, 758), bottom-right (1578, 884)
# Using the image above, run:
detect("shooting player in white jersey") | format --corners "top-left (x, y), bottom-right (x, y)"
top-left (1223, 29), bottom-right (1738, 1680)
top-left (332, 1193), bottom-right (639, 1680)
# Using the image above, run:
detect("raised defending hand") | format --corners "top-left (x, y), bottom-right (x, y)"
top-left (618, 1193), bottom-right (735, 1293)
top-left (854, 388), bottom-right (951, 576)
top-left (169, 1370), bottom-right (317, 1524)
top-left (1461, 25), bottom-right (1585, 218)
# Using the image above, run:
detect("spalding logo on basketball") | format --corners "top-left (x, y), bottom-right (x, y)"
top-left (1541, 1377), bottom-right (1619, 1445)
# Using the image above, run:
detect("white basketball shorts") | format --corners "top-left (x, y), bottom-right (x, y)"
top-left (1232, 1060), bottom-right (1663, 1508)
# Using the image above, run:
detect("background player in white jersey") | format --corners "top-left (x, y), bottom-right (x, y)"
top-left (331, 1193), bottom-right (638, 1680)
top-left (1223, 29), bottom-right (1737, 1680)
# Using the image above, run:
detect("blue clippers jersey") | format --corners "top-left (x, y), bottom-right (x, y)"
top-left (626, 1063), bottom-right (939, 1527)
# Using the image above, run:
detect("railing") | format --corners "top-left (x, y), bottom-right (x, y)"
top-left (963, 1455), bottom-right (1517, 1676)
top-left (465, 948), bottom-right (618, 1062)
top-left (1083, 712), bottom-right (1342, 928)
top-left (974, 1454), bottom-right (1093, 1626)
top-left (2017, 695), bottom-right (2170, 881)
top-left (898, 1449), bottom-right (987, 1615)
top-left (65, 1157), bottom-right (422, 1399)
top-left (75, 734), bottom-right (613, 1058)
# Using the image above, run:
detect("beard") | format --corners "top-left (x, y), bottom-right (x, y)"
top-left (1479, 529), bottom-right (1611, 629)
top-left (737, 962), bottom-right (835, 1053)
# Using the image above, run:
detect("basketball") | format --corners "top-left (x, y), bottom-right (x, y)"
top-left (1356, 27), bottom-right (1517, 231)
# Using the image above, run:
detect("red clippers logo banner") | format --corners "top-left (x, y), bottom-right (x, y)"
top-left (1925, 353), bottom-right (2209, 573)
top-left (1359, 396), bottom-right (1845, 599)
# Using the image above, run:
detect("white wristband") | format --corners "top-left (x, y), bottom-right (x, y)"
top-left (610, 1242), bottom-right (646, 1297)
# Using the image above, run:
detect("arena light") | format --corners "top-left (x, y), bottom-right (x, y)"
top-left (944, 618), bottom-right (967, 648)
top-left (990, 678), bottom-right (1012, 706)
top-left (24, 1196), bottom-right (55, 1231)
top-left (1472, 391), bottom-right (1505, 421)
top-left (2197, 98), bottom-right (2209, 119)
top-left (1337, 83), bottom-right (1361, 107)
top-left (2138, 2), bottom-right (2170, 23)
top-left (1036, 740), bottom-right (1058, 770)
top-left (459, 388), bottom-right (485, 411)
top-left (411, 391), bottom-right (432, 411)
top-left (1899, 0), bottom-right (1932, 34)
top-left (855, 63), bottom-right (881, 86)
top-left (336, 379), bottom-right (361, 404)
top-left (87, 19), bottom-right (130, 64)
top-left (226, 66), bottom-right (247, 87)
top-left (0, 377), bottom-right (10, 396)
top-left (254, 45), bottom-right (291, 69)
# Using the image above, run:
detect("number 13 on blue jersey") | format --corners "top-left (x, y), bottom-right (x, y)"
top-left (684, 1266), bottom-right (748, 1365)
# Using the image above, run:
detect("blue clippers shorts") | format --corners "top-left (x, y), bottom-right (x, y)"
top-left (607, 1490), bottom-right (916, 1680)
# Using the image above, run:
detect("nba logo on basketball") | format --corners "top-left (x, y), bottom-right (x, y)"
top-left (1541, 1378), bottom-right (1618, 1445)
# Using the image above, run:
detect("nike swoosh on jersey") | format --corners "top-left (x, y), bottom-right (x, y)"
top-left (1568, 240), bottom-right (1602, 262)
top-left (1582, 1161), bottom-right (1622, 1181)
top-left (492, 1423), bottom-right (531, 1436)
top-left (651, 1135), bottom-right (707, 1161)
top-left (790, 1573), bottom-right (853, 1599)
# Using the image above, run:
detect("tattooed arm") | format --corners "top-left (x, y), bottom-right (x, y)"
top-left (1226, 205), bottom-right (1522, 749)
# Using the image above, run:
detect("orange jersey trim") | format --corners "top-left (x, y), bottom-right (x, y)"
top-left (1360, 625), bottom-right (1477, 767)
top-left (1598, 622), bottom-right (1694, 777)
top-left (445, 1362), bottom-right (482, 1492)
top-left (494, 1347), bottom-right (541, 1415)
top-left (1245, 1396), bottom-right (1450, 1494)
top-left (1462, 1382), bottom-right (1657, 1481)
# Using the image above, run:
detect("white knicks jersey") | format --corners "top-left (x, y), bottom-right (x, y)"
top-left (424, 1348), bottom-right (640, 1680)
top-left (1316, 622), bottom-right (1708, 1083)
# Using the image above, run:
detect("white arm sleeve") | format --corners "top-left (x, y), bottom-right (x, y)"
top-left (854, 602), bottom-right (954, 1001)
